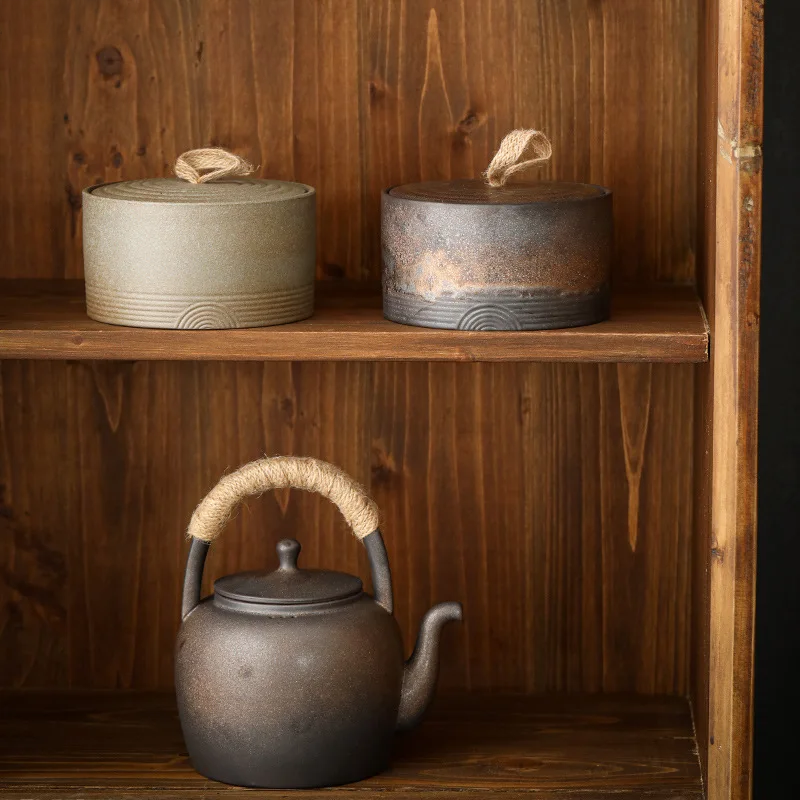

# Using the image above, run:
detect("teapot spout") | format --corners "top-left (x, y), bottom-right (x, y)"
top-left (396, 601), bottom-right (462, 732)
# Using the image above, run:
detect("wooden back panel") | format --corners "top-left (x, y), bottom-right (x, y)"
top-left (0, 1), bottom-right (699, 694)
top-left (0, 360), bottom-right (694, 692)
top-left (1, 0), bottom-right (697, 284)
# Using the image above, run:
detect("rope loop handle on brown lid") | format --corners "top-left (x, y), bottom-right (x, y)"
top-left (187, 456), bottom-right (380, 543)
top-left (174, 147), bottom-right (255, 184)
top-left (484, 129), bottom-right (552, 188)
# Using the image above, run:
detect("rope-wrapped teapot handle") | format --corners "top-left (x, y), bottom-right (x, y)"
top-left (182, 457), bottom-right (391, 618)
top-left (188, 456), bottom-right (380, 542)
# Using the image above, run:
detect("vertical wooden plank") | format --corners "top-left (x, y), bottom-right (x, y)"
top-left (705, 0), bottom-right (763, 798)
top-left (371, 362), bottom-right (693, 693)
top-left (247, 362), bottom-right (373, 592)
top-left (608, 364), bottom-right (694, 693)
top-left (0, 0), bottom-right (71, 278)
top-left (62, 0), bottom-right (199, 276)
top-left (59, 0), bottom-right (363, 279)
top-left (0, 363), bottom-right (72, 686)
top-left (0, 360), bottom-right (373, 689)
top-left (693, 0), bottom-right (719, 784)
top-left (164, 361), bottom-right (372, 688)
top-left (361, 0), bottom-right (517, 276)
top-left (361, 0), bottom-right (514, 183)
top-left (521, 363), bottom-right (693, 694)
top-left (362, 0), bottom-right (697, 285)
top-left (370, 362), bottom-right (533, 689)
top-left (587, 0), bottom-right (698, 283)
top-left (101, 361), bottom-right (373, 688)
top-left (194, 0), bottom-right (363, 279)
top-left (311, 2), bottom-right (364, 279)
top-left (67, 361), bottom-right (164, 686)
top-left (521, 364), bottom-right (604, 692)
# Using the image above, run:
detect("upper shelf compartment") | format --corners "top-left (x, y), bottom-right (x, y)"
top-left (0, 280), bottom-right (708, 363)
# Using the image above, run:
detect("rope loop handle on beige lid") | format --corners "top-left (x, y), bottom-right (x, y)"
top-left (188, 456), bottom-right (380, 543)
top-left (484, 129), bottom-right (552, 188)
top-left (174, 147), bottom-right (255, 184)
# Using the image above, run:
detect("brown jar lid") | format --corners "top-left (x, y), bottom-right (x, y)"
top-left (388, 179), bottom-right (609, 205)
top-left (89, 177), bottom-right (312, 205)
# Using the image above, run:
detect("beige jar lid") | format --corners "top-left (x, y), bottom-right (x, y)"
top-left (89, 177), bottom-right (312, 205)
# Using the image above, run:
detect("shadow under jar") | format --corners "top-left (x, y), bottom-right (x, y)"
top-left (382, 180), bottom-right (613, 331)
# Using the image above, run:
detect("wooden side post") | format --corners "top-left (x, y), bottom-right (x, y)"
top-left (704, 1), bottom-right (764, 798)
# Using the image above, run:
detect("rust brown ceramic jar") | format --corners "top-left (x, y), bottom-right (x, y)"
top-left (382, 180), bottom-right (613, 330)
top-left (175, 456), bottom-right (462, 789)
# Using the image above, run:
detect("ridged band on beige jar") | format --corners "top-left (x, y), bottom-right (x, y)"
top-left (83, 174), bottom-right (316, 330)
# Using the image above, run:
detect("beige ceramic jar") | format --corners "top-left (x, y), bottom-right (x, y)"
top-left (82, 151), bottom-right (315, 329)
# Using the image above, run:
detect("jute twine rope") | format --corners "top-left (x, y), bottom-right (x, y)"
top-left (174, 147), bottom-right (255, 184)
top-left (484, 129), bottom-right (552, 187)
top-left (188, 456), bottom-right (380, 543)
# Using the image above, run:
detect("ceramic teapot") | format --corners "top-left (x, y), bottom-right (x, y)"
top-left (175, 456), bottom-right (462, 789)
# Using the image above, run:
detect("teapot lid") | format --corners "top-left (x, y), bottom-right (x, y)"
top-left (213, 539), bottom-right (363, 606)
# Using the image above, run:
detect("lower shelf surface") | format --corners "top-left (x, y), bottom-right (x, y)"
top-left (0, 692), bottom-right (702, 798)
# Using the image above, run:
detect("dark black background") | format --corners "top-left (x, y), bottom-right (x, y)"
top-left (754, 0), bottom-right (800, 796)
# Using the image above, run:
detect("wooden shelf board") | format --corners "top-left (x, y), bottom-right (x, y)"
top-left (0, 280), bottom-right (708, 362)
top-left (0, 691), bottom-right (702, 798)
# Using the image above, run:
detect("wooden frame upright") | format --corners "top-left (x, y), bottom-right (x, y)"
top-left (695, 1), bottom-right (763, 797)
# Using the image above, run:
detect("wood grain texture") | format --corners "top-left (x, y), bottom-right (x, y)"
top-left (0, 361), bottom-right (694, 693)
top-left (692, 0), bottom-right (720, 787)
top-left (0, 1), bottom-right (72, 276)
top-left (0, 2), bottom-right (770, 796)
top-left (0, 0), bottom-right (696, 285)
top-left (0, 362), bottom-right (72, 687)
top-left (0, 691), bottom-right (703, 797)
top-left (59, 0), bottom-right (364, 280)
top-left (361, 0), bottom-right (697, 284)
top-left (0, 792), bottom-right (704, 800)
top-left (0, 281), bottom-right (709, 363)
top-left (704, 2), bottom-right (763, 799)
top-left (691, 2), bottom-right (763, 798)
top-left (0, 0), bottom-right (705, 755)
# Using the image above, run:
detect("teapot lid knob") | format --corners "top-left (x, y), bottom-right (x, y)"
top-left (213, 536), bottom-right (363, 606)
top-left (276, 539), bottom-right (301, 571)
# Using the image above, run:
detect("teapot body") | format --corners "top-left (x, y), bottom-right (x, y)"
top-left (176, 592), bottom-right (405, 788)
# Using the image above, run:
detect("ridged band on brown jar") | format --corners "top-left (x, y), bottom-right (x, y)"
top-left (381, 179), bottom-right (613, 331)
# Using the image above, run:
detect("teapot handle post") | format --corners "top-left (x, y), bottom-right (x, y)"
top-left (181, 529), bottom-right (393, 618)
top-left (181, 457), bottom-right (394, 617)
top-left (182, 538), bottom-right (209, 619)
top-left (363, 530), bottom-right (393, 614)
